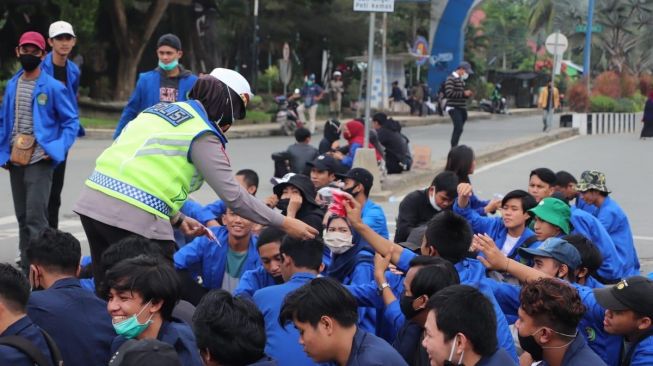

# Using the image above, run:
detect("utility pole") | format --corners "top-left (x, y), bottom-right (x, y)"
top-left (381, 12), bottom-right (388, 111)
top-left (364, 12), bottom-right (376, 148)
top-left (583, 0), bottom-right (595, 94)
top-left (252, 0), bottom-right (259, 91)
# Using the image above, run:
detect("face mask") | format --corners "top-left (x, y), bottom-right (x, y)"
top-left (273, 275), bottom-right (284, 284)
top-left (429, 191), bottom-right (442, 211)
top-left (399, 294), bottom-right (421, 320)
top-left (158, 58), bottom-right (178, 71)
top-left (443, 334), bottom-right (465, 366)
top-left (307, 80), bottom-right (314, 86)
top-left (343, 186), bottom-right (358, 197)
top-left (324, 231), bottom-right (354, 254)
top-left (19, 54), bottom-right (41, 72)
top-left (112, 301), bottom-right (154, 339)
top-left (518, 329), bottom-right (544, 361)
top-left (461, 73), bottom-right (469, 81)
top-left (276, 198), bottom-right (290, 212)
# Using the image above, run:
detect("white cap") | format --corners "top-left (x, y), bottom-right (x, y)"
top-left (209, 68), bottom-right (254, 105)
top-left (49, 21), bottom-right (75, 38)
top-left (333, 71), bottom-right (342, 76)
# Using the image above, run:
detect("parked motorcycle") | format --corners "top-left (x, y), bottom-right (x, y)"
top-left (274, 93), bottom-right (303, 136)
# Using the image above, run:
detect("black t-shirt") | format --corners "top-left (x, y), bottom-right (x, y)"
top-left (53, 63), bottom-right (67, 85)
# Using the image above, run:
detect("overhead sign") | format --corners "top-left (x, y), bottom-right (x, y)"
top-left (353, 0), bottom-right (395, 12)
top-left (545, 32), bottom-right (568, 55)
top-left (575, 24), bottom-right (603, 33)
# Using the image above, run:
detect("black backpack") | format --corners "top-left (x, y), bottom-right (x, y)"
top-left (0, 328), bottom-right (63, 366)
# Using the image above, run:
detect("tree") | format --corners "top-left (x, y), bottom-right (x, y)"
top-left (480, 0), bottom-right (532, 70)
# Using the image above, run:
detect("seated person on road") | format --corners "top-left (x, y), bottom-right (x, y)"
top-left (445, 145), bottom-right (500, 216)
top-left (372, 112), bottom-right (410, 174)
top-left (306, 154), bottom-right (345, 191)
top-left (271, 174), bottom-right (325, 234)
top-left (341, 168), bottom-right (389, 239)
top-left (528, 197), bottom-right (570, 244)
top-left (528, 167), bottom-right (557, 203)
top-left (234, 226), bottom-right (286, 299)
top-left (331, 120), bottom-right (383, 169)
top-left (319, 119), bottom-right (341, 154)
top-left (271, 127), bottom-right (319, 176)
top-left (554, 170), bottom-right (595, 214)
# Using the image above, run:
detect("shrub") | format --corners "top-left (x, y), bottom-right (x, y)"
top-left (613, 98), bottom-right (637, 113)
top-left (620, 73), bottom-right (638, 98)
top-left (593, 71), bottom-right (621, 99)
top-left (568, 79), bottom-right (590, 112)
top-left (639, 73), bottom-right (653, 96)
top-left (590, 95), bottom-right (617, 112)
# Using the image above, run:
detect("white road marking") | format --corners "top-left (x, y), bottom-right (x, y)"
top-left (634, 236), bottom-right (653, 241)
top-left (0, 216), bottom-right (16, 225)
top-left (475, 136), bottom-right (580, 173)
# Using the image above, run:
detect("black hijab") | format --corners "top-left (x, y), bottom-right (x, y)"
top-left (188, 76), bottom-right (245, 126)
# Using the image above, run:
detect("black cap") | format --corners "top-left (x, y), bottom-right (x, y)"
top-left (157, 33), bottom-right (182, 50)
top-left (343, 168), bottom-right (373, 195)
top-left (307, 155), bottom-right (341, 173)
top-left (399, 225), bottom-right (426, 252)
top-left (593, 276), bottom-right (653, 318)
top-left (273, 174), bottom-right (319, 207)
top-left (109, 339), bottom-right (182, 366)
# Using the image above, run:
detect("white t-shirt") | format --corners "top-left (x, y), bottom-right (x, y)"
top-left (501, 234), bottom-right (520, 256)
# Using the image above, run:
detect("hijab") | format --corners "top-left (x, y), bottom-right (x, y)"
top-left (188, 76), bottom-right (245, 127)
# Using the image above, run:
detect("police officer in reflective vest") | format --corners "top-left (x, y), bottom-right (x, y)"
top-left (74, 69), bottom-right (317, 289)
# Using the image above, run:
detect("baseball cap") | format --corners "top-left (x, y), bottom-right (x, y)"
top-left (399, 225), bottom-right (426, 252)
top-left (528, 197), bottom-right (571, 234)
top-left (343, 168), bottom-right (373, 195)
top-left (519, 237), bottom-right (581, 270)
top-left (18, 31), bottom-right (46, 51)
top-left (458, 61), bottom-right (474, 75)
top-left (576, 170), bottom-right (610, 193)
top-left (49, 21), bottom-right (75, 38)
top-left (270, 173), bottom-right (295, 186)
top-left (307, 155), bottom-right (339, 173)
top-left (157, 33), bottom-right (182, 50)
top-left (594, 276), bottom-right (653, 318)
top-left (108, 339), bottom-right (182, 366)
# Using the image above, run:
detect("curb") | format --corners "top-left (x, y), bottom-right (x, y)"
top-left (374, 127), bottom-right (579, 200)
top-left (82, 109), bottom-right (544, 140)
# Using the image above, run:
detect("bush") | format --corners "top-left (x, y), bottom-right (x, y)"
top-left (613, 98), bottom-right (637, 113)
top-left (621, 73), bottom-right (638, 98)
top-left (590, 95), bottom-right (617, 112)
top-left (593, 71), bottom-right (621, 99)
top-left (568, 79), bottom-right (590, 112)
top-left (630, 92), bottom-right (646, 111)
top-left (640, 73), bottom-right (653, 96)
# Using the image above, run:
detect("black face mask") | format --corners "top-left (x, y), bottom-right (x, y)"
top-left (19, 54), bottom-right (41, 72)
top-left (399, 294), bottom-right (420, 320)
top-left (276, 198), bottom-right (290, 212)
top-left (273, 275), bottom-right (284, 284)
top-left (518, 334), bottom-right (544, 361)
top-left (343, 186), bottom-right (358, 197)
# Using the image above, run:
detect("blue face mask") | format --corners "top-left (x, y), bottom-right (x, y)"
top-left (158, 58), bottom-right (178, 71)
top-left (112, 301), bottom-right (154, 339)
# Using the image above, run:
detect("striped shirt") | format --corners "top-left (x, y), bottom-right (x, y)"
top-left (444, 72), bottom-right (468, 109)
top-left (12, 77), bottom-right (45, 164)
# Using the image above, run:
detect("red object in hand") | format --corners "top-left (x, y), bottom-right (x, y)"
top-left (328, 190), bottom-right (347, 217)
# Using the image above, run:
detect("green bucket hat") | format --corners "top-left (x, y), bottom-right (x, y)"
top-left (576, 170), bottom-right (610, 193)
top-left (528, 197), bottom-right (571, 234)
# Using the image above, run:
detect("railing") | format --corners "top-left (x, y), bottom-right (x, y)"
top-left (571, 112), bottom-right (641, 135)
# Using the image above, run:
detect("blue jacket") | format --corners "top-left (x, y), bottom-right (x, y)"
top-left (234, 266), bottom-right (279, 299)
top-left (40, 53), bottom-right (84, 137)
top-left (27, 277), bottom-right (114, 366)
top-left (595, 197), bottom-right (640, 275)
top-left (113, 69), bottom-right (198, 138)
top-left (570, 207), bottom-right (626, 281)
top-left (397, 250), bottom-right (519, 363)
top-left (477, 348), bottom-right (517, 366)
top-left (173, 226), bottom-right (260, 289)
top-left (0, 69), bottom-right (79, 165)
top-left (111, 320), bottom-right (202, 366)
top-left (324, 327), bottom-right (408, 366)
top-left (628, 334), bottom-right (653, 366)
top-left (576, 194), bottom-right (597, 215)
top-left (253, 272), bottom-right (318, 366)
top-left (333, 250), bottom-right (377, 334)
top-left (362, 199), bottom-right (389, 239)
top-left (453, 201), bottom-right (537, 260)
top-left (180, 200), bottom-right (217, 224)
top-left (469, 191), bottom-right (491, 216)
top-left (0, 316), bottom-right (53, 366)
top-left (540, 334), bottom-right (607, 366)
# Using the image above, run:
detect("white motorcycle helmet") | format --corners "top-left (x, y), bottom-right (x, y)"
top-left (209, 68), bottom-right (254, 110)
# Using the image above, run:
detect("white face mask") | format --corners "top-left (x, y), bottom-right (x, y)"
top-left (324, 231), bottom-right (354, 255)
top-left (461, 73), bottom-right (469, 81)
top-left (429, 191), bottom-right (442, 211)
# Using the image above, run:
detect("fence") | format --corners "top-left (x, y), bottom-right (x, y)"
top-left (571, 113), bottom-right (641, 136)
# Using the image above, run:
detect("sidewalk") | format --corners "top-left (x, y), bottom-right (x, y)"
top-left (83, 108), bottom-right (543, 139)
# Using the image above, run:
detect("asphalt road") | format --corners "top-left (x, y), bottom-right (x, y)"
top-left (1, 113), bottom-right (649, 274)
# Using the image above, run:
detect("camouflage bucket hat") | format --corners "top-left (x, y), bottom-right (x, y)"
top-left (576, 170), bottom-right (610, 193)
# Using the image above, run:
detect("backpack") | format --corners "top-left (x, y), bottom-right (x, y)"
top-left (0, 328), bottom-right (63, 366)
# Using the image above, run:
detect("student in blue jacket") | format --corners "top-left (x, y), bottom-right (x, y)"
top-left (454, 186), bottom-right (537, 262)
top-left (174, 208), bottom-right (260, 297)
top-left (343, 197), bottom-right (519, 362)
top-left (105, 256), bottom-right (202, 366)
top-left (253, 237), bottom-right (324, 366)
top-left (193, 290), bottom-right (277, 366)
top-left (0, 31), bottom-right (79, 272)
top-left (42, 21), bottom-right (83, 229)
top-left (113, 33), bottom-right (198, 139)
top-left (279, 277), bottom-right (408, 366)
top-left (445, 145), bottom-right (500, 216)
top-left (234, 226), bottom-right (285, 299)
top-left (577, 170), bottom-right (640, 276)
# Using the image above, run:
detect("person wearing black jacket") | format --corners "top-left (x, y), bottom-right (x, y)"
top-left (373, 113), bottom-right (409, 174)
top-left (319, 119), bottom-right (341, 154)
top-left (394, 171), bottom-right (458, 243)
top-left (273, 174), bottom-right (325, 234)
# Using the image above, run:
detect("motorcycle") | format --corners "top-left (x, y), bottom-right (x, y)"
top-left (479, 97), bottom-right (508, 114)
top-left (274, 93), bottom-right (303, 136)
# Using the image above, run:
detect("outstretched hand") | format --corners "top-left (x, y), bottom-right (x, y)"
top-left (341, 191), bottom-right (363, 227)
top-left (472, 234), bottom-right (508, 271)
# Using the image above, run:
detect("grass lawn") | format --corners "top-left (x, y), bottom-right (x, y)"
top-left (80, 110), bottom-right (273, 129)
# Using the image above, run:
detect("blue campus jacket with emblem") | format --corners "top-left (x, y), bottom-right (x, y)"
top-left (540, 334), bottom-right (607, 366)
top-left (397, 250), bottom-right (519, 363)
top-left (234, 266), bottom-right (279, 299)
top-left (323, 327), bottom-right (408, 366)
top-left (0, 316), bottom-right (53, 366)
top-left (453, 201), bottom-right (537, 260)
top-left (27, 277), bottom-right (115, 366)
top-left (253, 272), bottom-right (318, 366)
top-left (362, 199), bottom-right (389, 239)
top-left (594, 197), bottom-right (640, 276)
top-left (40, 53), bottom-right (85, 137)
top-left (111, 319), bottom-right (202, 366)
top-left (627, 333), bottom-right (653, 366)
top-left (173, 226), bottom-right (260, 289)
top-left (570, 207), bottom-right (627, 282)
top-left (113, 69), bottom-right (198, 139)
top-left (0, 69), bottom-right (79, 166)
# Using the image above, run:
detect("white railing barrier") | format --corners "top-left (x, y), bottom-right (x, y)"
top-left (571, 113), bottom-right (641, 135)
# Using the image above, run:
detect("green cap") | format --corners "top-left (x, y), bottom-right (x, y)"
top-left (577, 170), bottom-right (610, 193)
top-left (528, 197), bottom-right (571, 234)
